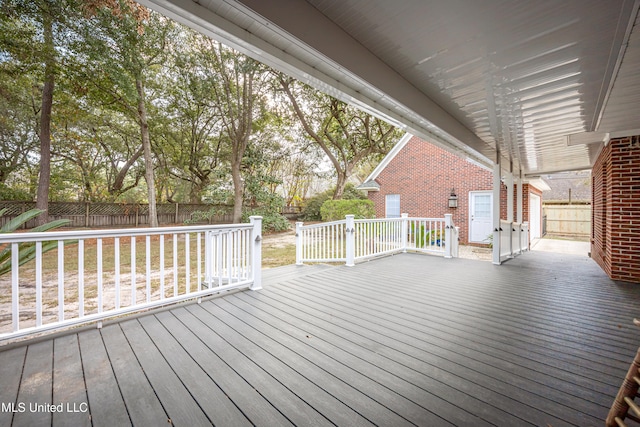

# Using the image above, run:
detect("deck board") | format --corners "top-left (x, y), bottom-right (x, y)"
top-left (13, 341), bottom-right (53, 427)
top-left (118, 319), bottom-right (213, 426)
top-left (77, 329), bottom-right (130, 427)
top-left (0, 346), bottom-right (26, 427)
top-left (136, 313), bottom-right (254, 427)
top-left (100, 324), bottom-right (169, 426)
top-left (163, 307), bottom-right (318, 427)
top-left (2, 251), bottom-right (640, 426)
top-left (52, 335), bottom-right (91, 427)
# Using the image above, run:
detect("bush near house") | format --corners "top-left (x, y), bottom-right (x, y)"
top-left (300, 184), bottom-right (367, 221)
top-left (320, 199), bottom-right (375, 221)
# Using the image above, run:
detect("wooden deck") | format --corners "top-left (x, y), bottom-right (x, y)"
top-left (1, 250), bottom-right (639, 426)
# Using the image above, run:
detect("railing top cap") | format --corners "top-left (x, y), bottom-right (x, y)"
top-left (0, 222), bottom-right (253, 243)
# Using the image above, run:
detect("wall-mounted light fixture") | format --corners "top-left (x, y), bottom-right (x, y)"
top-left (448, 189), bottom-right (458, 208)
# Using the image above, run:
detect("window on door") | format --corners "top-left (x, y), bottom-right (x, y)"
top-left (385, 194), bottom-right (400, 218)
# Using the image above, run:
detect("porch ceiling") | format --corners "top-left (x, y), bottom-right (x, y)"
top-left (141, 0), bottom-right (640, 176)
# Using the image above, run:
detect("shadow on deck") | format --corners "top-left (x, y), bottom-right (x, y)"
top-left (1, 251), bottom-right (639, 426)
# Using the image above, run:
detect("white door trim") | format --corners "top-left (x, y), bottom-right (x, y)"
top-left (469, 191), bottom-right (493, 244)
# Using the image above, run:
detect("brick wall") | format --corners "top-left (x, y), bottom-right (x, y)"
top-left (591, 136), bottom-right (640, 283)
top-left (368, 136), bottom-right (540, 244)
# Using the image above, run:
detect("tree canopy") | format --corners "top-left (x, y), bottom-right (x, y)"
top-left (0, 0), bottom-right (401, 225)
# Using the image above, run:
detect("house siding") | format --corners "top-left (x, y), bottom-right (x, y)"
top-left (368, 136), bottom-right (539, 245)
top-left (591, 136), bottom-right (640, 283)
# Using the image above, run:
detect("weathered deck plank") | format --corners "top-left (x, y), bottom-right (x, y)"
top-left (0, 346), bottom-right (26, 427)
top-left (77, 329), bottom-right (130, 427)
top-left (1, 252), bottom-right (640, 426)
top-left (12, 341), bottom-right (53, 427)
top-left (136, 314), bottom-right (254, 427)
top-left (99, 324), bottom-right (169, 426)
top-left (52, 335), bottom-right (91, 427)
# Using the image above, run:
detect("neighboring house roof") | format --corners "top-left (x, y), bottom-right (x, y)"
top-left (358, 180), bottom-right (380, 191)
top-left (358, 132), bottom-right (548, 192)
top-left (542, 171), bottom-right (591, 202)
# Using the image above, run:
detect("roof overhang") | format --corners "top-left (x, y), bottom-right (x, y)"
top-left (139, 0), bottom-right (640, 177)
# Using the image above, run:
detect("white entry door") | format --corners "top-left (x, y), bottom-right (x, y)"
top-left (529, 193), bottom-right (541, 239)
top-left (469, 192), bottom-right (493, 243)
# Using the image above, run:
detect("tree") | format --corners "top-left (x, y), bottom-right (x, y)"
top-left (203, 41), bottom-right (273, 223)
top-left (278, 75), bottom-right (402, 199)
top-left (153, 29), bottom-right (227, 203)
top-left (0, 0), bottom-right (73, 224)
top-left (77, 1), bottom-right (171, 226)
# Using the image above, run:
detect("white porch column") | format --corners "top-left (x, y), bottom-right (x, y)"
top-left (516, 174), bottom-right (523, 255)
top-left (492, 160), bottom-right (501, 265)
top-left (516, 173), bottom-right (523, 224)
top-left (506, 170), bottom-right (514, 223)
top-left (249, 216), bottom-right (263, 290)
top-left (506, 169), bottom-right (514, 258)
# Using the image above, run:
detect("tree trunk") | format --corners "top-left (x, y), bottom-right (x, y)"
top-left (333, 172), bottom-right (347, 199)
top-left (35, 7), bottom-right (55, 226)
top-left (136, 77), bottom-right (158, 227)
top-left (231, 159), bottom-right (243, 223)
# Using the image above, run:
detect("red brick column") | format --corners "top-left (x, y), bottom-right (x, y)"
top-left (591, 136), bottom-right (640, 283)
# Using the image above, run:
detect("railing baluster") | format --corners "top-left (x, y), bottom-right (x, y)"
top-left (114, 237), bottom-right (120, 310)
top-left (217, 232), bottom-right (223, 287)
top-left (58, 240), bottom-right (64, 321)
top-left (78, 240), bottom-right (84, 318)
top-left (173, 234), bottom-right (178, 296)
top-left (197, 232), bottom-right (202, 291)
top-left (185, 233), bottom-right (190, 293)
top-left (36, 241), bottom-right (42, 327)
top-left (145, 235), bottom-right (151, 303)
top-left (160, 235), bottom-right (165, 299)
top-left (11, 243), bottom-right (19, 332)
top-left (97, 238), bottom-right (103, 314)
top-left (131, 236), bottom-right (136, 306)
top-left (226, 231), bottom-right (232, 285)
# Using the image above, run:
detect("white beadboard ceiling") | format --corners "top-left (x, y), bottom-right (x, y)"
top-left (141, 0), bottom-right (640, 176)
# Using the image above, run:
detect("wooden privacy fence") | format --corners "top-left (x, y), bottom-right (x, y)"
top-left (0, 201), bottom-right (233, 229)
top-left (543, 204), bottom-right (591, 237)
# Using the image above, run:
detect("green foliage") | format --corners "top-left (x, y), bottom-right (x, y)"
top-left (0, 184), bottom-right (31, 201)
top-left (300, 183), bottom-right (366, 221)
top-left (0, 208), bottom-right (71, 276)
top-left (320, 199), bottom-right (375, 221)
top-left (411, 224), bottom-right (443, 248)
top-left (241, 207), bottom-right (290, 233)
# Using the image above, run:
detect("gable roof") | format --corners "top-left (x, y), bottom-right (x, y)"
top-left (359, 132), bottom-right (551, 192)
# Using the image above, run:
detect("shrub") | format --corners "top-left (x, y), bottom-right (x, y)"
top-left (241, 207), bottom-right (290, 233)
top-left (300, 184), bottom-right (367, 221)
top-left (320, 199), bottom-right (375, 221)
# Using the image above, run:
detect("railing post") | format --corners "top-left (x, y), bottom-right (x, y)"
top-left (401, 213), bottom-right (408, 253)
top-left (250, 216), bottom-right (263, 290)
top-left (295, 221), bottom-right (304, 265)
top-left (453, 226), bottom-right (460, 257)
top-left (345, 215), bottom-right (355, 267)
top-left (444, 214), bottom-right (453, 258)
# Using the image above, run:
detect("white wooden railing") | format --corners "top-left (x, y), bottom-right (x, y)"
top-left (495, 220), bottom-right (530, 263)
top-left (0, 217), bottom-right (262, 341)
top-left (296, 214), bottom-right (459, 266)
